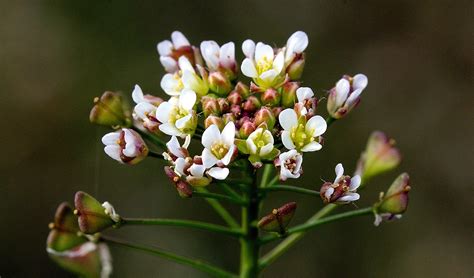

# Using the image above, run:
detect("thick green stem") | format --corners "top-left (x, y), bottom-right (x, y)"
top-left (102, 235), bottom-right (237, 278)
top-left (196, 187), bottom-right (240, 229)
top-left (122, 218), bottom-right (243, 237)
top-left (260, 185), bottom-right (319, 197)
top-left (258, 207), bottom-right (373, 245)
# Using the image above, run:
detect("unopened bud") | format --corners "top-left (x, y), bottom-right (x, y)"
top-left (258, 202), bottom-right (297, 234)
top-left (254, 107), bottom-right (276, 130)
top-left (230, 104), bottom-right (242, 117)
top-left (90, 91), bottom-right (131, 127)
top-left (208, 71), bottom-right (232, 96)
top-left (47, 203), bottom-right (87, 252)
top-left (204, 115), bottom-right (224, 129)
top-left (373, 173), bottom-right (411, 226)
top-left (242, 95), bottom-right (261, 112)
top-left (175, 180), bottom-right (193, 198)
top-left (286, 53), bottom-right (305, 80)
top-left (201, 96), bottom-right (221, 117)
top-left (222, 113), bottom-right (236, 125)
top-left (281, 82), bottom-right (299, 108)
top-left (217, 98), bottom-right (230, 113)
top-left (261, 88), bottom-right (281, 106)
top-left (234, 82), bottom-right (250, 98)
top-left (74, 191), bottom-right (120, 234)
top-left (327, 74), bottom-right (368, 119)
top-left (227, 91), bottom-right (242, 105)
top-left (239, 121), bottom-right (256, 139)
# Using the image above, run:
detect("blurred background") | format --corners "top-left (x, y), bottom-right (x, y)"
top-left (1, 0), bottom-right (472, 277)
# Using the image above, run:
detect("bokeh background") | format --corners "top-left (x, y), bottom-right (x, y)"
top-left (1, 1), bottom-right (472, 277)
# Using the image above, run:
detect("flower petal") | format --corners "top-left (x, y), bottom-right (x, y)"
top-left (259, 69), bottom-right (278, 83)
top-left (242, 39), bottom-right (255, 58)
top-left (178, 56), bottom-right (195, 72)
top-left (102, 132), bottom-right (120, 145)
top-left (350, 175), bottom-right (361, 191)
top-left (131, 84), bottom-right (145, 104)
top-left (219, 42), bottom-right (235, 68)
top-left (202, 148), bottom-right (218, 168)
top-left (171, 31), bottom-right (190, 48)
top-left (296, 87), bottom-right (314, 102)
top-left (352, 74), bottom-right (368, 90)
top-left (160, 74), bottom-right (181, 96)
top-left (306, 115), bottom-right (327, 137)
top-left (179, 89), bottom-right (196, 111)
top-left (255, 42), bottom-right (274, 64)
top-left (281, 130), bottom-right (296, 150)
top-left (155, 101), bottom-right (173, 123)
top-left (157, 40), bottom-right (173, 56)
top-left (259, 143), bottom-right (273, 156)
top-left (272, 51), bottom-right (285, 73)
top-left (174, 157), bottom-right (187, 176)
top-left (189, 164), bottom-right (206, 177)
top-left (287, 31), bottom-right (308, 54)
top-left (104, 145), bottom-right (122, 162)
top-left (335, 78), bottom-right (350, 107)
top-left (346, 88), bottom-right (362, 107)
top-left (159, 123), bottom-right (181, 136)
top-left (202, 124), bottom-right (220, 149)
top-left (241, 58), bottom-right (258, 78)
top-left (220, 144), bottom-right (235, 166)
top-left (208, 167), bottom-right (229, 180)
top-left (279, 108), bottom-right (298, 131)
top-left (175, 114), bottom-right (192, 129)
top-left (335, 163), bottom-right (344, 182)
top-left (221, 122), bottom-right (236, 146)
top-left (160, 56), bottom-right (178, 73)
top-left (246, 138), bottom-right (258, 154)
top-left (300, 141), bottom-right (322, 152)
top-left (200, 40), bottom-right (220, 70)
top-left (166, 136), bottom-right (182, 157)
top-left (337, 192), bottom-right (360, 203)
top-left (324, 187), bottom-right (334, 200)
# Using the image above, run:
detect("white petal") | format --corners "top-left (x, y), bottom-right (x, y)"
top-left (160, 74), bottom-right (181, 96)
top-left (296, 87), bottom-right (314, 102)
top-left (255, 42), bottom-right (274, 64)
top-left (181, 70), bottom-right (200, 90)
top-left (155, 102), bottom-right (173, 123)
top-left (259, 69), bottom-right (278, 83)
top-left (337, 193), bottom-right (360, 202)
top-left (166, 136), bottom-right (182, 157)
top-left (287, 31), bottom-right (308, 54)
top-left (259, 143), bottom-right (273, 156)
top-left (219, 42), bottom-right (235, 68)
top-left (242, 39), bottom-right (255, 58)
top-left (352, 74), bottom-right (368, 90)
top-left (221, 122), bottom-right (236, 146)
top-left (281, 130), bottom-right (296, 150)
top-left (183, 135), bottom-right (191, 148)
top-left (157, 40), bottom-right (173, 56)
top-left (350, 175), bottom-right (361, 191)
top-left (123, 129), bottom-right (140, 157)
top-left (104, 145), bottom-right (122, 162)
top-left (241, 58), bottom-right (258, 78)
top-left (200, 40), bottom-right (220, 70)
top-left (335, 163), bottom-right (344, 182)
top-left (272, 51), bottom-right (285, 73)
top-left (123, 142), bottom-right (138, 157)
top-left (246, 139), bottom-right (258, 154)
top-left (294, 153), bottom-right (303, 171)
top-left (324, 187), bottom-right (334, 200)
top-left (208, 167), bottom-right (229, 180)
top-left (160, 56), bottom-right (178, 73)
top-left (300, 141), bottom-right (322, 152)
top-left (131, 84), bottom-right (144, 104)
top-left (178, 56), bottom-right (195, 72)
top-left (159, 123), bottom-right (181, 136)
top-left (346, 88), bottom-right (363, 107)
top-left (171, 31), bottom-right (190, 48)
top-left (278, 108), bottom-right (298, 131)
top-left (335, 78), bottom-right (350, 107)
top-left (202, 148), bottom-right (218, 168)
top-left (175, 114), bottom-right (192, 129)
top-left (134, 102), bottom-right (156, 119)
top-left (179, 89), bottom-right (196, 111)
top-left (202, 124), bottom-right (220, 149)
top-left (189, 164), bottom-right (206, 177)
top-left (102, 132), bottom-right (120, 145)
top-left (175, 157), bottom-right (187, 176)
top-left (220, 144), bottom-right (235, 166)
top-left (306, 115), bottom-right (327, 137)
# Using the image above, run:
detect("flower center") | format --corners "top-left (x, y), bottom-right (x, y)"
top-left (284, 157), bottom-right (297, 173)
top-left (290, 123), bottom-right (314, 148)
top-left (256, 57), bottom-right (273, 74)
top-left (211, 142), bottom-right (229, 159)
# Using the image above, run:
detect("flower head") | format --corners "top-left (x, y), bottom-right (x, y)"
top-left (241, 40), bottom-right (286, 90)
top-left (200, 41), bottom-right (237, 78)
top-left (160, 56), bottom-right (209, 97)
top-left (101, 128), bottom-right (148, 164)
top-left (320, 163), bottom-right (361, 204)
top-left (327, 74), bottom-right (368, 119)
top-left (157, 31), bottom-right (195, 73)
top-left (155, 89), bottom-right (198, 137)
top-left (201, 122), bottom-right (236, 180)
top-left (276, 150), bottom-right (303, 181)
top-left (373, 173), bottom-right (411, 226)
top-left (279, 108), bottom-right (326, 152)
top-left (284, 31), bottom-right (308, 80)
top-left (132, 85), bottom-right (163, 133)
top-left (237, 128), bottom-right (279, 168)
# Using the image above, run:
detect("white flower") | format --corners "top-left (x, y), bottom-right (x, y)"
top-left (201, 122), bottom-right (236, 180)
top-left (102, 202), bottom-right (120, 222)
top-left (327, 74), bottom-right (368, 119)
top-left (279, 108), bottom-right (327, 152)
top-left (295, 87), bottom-right (316, 116)
top-left (160, 56), bottom-right (208, 97)
top-left (239, 128), bottom-right (279, 167)
top-left (101, 128), bottom-right (148, 165)
top-left (321, 163), bottom-right (361, 204)
top-left (157, 31), bottom-right (191, 73)
top-left (200, 41), bottom-right (236, 72)
top-left (155, 89), bottom-right (197, 138)
top-left (132, 85), bottom-right (161, 133)
top-left (278, 150), bottom-right (303, 181)
top-left (284, 31), bottom-right (308, 64)
top-left (241, 40), bottom-right (285, 89)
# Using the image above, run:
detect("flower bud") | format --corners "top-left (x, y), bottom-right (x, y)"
top-left (230, 104), bottom-right (242, 118)
top-left (101, 129), bottom-right (149, 165)
top-left (217, 98), bottom-right (230, 113)
top-left (227, 91), bottom-right (242, 105)
top-left (261, 88), bottom-right (281, 107)
top-left (204, 115), bottom-right (224, 130)
top-left (164, 166), bottom-right (193, 198)
top-left (74, 191), bottom-right (121, 234)
top-left (89, 91), bottom-right (131, 127)
top-left (47, 203), bottom-right (87, 252)
top-left (234, 81), bottom-right (250, 98)
top-left (327, 74), bottom-right (368, 119)
top-left (320, 163), bottom-right (361, 204)
top-left (272, 107), bottom-right (283, 118)
top-left (281, 82), bottom-right (299, 108)
top-left (254, 107), bottom-right (276, 130)
top-left (242, 95), bottom-right (261, 112)
top-left (286, 53), bottom-right (305, 80)
top-left (355, 131), bottom-right (401, 183)
top-left (258, 202), bottom-right (297, 234)
top-left (222, 113), bottom-right (236, 125)
top-left (208, 71), bottom-right (232, 96)
top-left (373, 173), bottom-right (411, 226)
top-left (201, 96), bottom-right (221, 117)
top-left (239, 121), bottom-right (256, 139)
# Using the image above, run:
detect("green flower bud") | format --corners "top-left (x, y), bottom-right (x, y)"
top-left (204, 115), bottom-right (224, 130)
top-left (286, 53), bottom-right (305, 80)
top-left (373, 173), bottom-right (411, 226)
top-left (227, 91), bottom-right (242, 105)
top-left (239, 121), bottom-right (256, 139)
top-left (261, 88), bottom-right (281, 107)
top-left (254, 107), bottom-right (276, 130)
top-left (89, 91), bottom-right (131, 127)
top-left (222, 113), bottom-right (236, 125)
top-left (208, 71), bottom-right (232, 96)
top-left (234, 82), bottom-right (250, 98)
top-left (281, 82), bottom-right (299, 108)
top-left (47, 203), bottom-right (87, 252)
top-left (201, 96), bottom-right (221, 117)
top-left (258, 202), bottom-right (297, 234)
top-left (74, 191), bottom-right (121, 234)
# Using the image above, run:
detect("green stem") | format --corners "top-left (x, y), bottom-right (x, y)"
top-left (259, 164), bottom-right (273, 189)
top-left (122, 218), bottom-right (243, 237)
top-left (258, 204), bottom-right (337, 270)
top-left (267, 175), bottom-right (279, 187)
top-left (217, 183), bottom-right (244, 200)
top-left (101, 235), bottom-right (237, 278)
top-left (258, 207), bottom-right (373, 245)
top-left (195, 187), bottom-right (240, 229)
top-left (326, 116), bottom-right (336, 126)
top-left (148, 150), bottom-right (165, 160)
top-left (132, 127), bottom-right (167, 150)
top-left (260, 185), bottom-right (319, 197)
top-left (193, 191), bottom-right (247, 206)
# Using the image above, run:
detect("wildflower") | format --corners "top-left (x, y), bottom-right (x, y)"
top-left (236, 128), bottom-right (279, 168)
top-left (373, 173), bottom-right (411, 226)
top-left (157, 31), bottom-right (194, 73)
top-left (284, 31), bottom-right (308, 80)
top-left (320, 163), bottom-right (361, 204)
top-left (275, 150), bottom-right (303, 181)
top-left (278, 108), bottom-right (326, 152)
top-left (101, 128), bottom-right (148, 165)
top-left (241, 40), bottom-right (285, 90)
top-left (327, 74), bottom-right (368, 119)
top-left (74, 191), bottom-right (121, 234)
top-left (200, 41), bottom-right (237, 78)
top-left (258, 202), bottom-right (297, 234)
top-left (132, 85), bottom-right (163, 133)
top-left (160, 56), bottom-right (209, 97)
top-left (355, 131), bottom-right (401, 183)
top-left (89, 91), bottom-right (131, 127)
top-left (281, 81), bottom-right (299, 108)
top-left (155, 89), bottom-right (198, 137)
top-left (47, 202), bottom-right (88, 252)
top-left (201, 122), bottom-right (236, 180)
top-left (164, 166), bottom-right (194, 197)
top-left (294, 87), bottom-right (318, 117)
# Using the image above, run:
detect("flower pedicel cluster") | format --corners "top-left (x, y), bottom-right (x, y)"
top-left (48, 31), bottom-right (412, 278)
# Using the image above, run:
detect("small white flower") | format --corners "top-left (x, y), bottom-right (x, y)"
top-left (101, 128), bottom-right (148, 164)
top-left (321, 163), bottom-right (361, 204)
top-left (279, 108), bottom-right (327, 152)
top-left (201, 122), bottom-right (236, 180)
top-left (241, 40), bottom-right (285, 89)
top-left (157, 31), bottom-right (191, 73)
top-left (278, 150), bottom-right (303, 181)
top-left (284, 31), bottom-right (308, 64)
top-left (295, 87), bottom-right (316, 116)
top-left (200, 41), bottom-right (236, 72)
top-left (327, 74), bottom-right (368, 119)
top-left (155, 89), bottom-right (197, 138)
top-left (246, 128), bottom-right (275, 158)
top-left (132, 85), bottom-right (161, 133)
top-left (102, 201), bottom-right (120, 222)
top-left (160, 57), bottom-right (208, 97)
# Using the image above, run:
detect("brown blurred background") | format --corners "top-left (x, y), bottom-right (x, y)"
top-left (1, 0), bottom-right (472, 277)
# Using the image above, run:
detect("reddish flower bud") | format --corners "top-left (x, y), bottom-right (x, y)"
top-left (281, 82), bottom-right (299, 108)
top-left (227, 91), bottom-right (242, 105)
top-left (204, 115), bottom-right (224, 129)
top-left (217, 98), bottom-right (230, 113)
top-left (230, 104), bottom-right (242, 117)
top-left (222, 113), bottom-right (236, 125)
top-left (254, 107), bottom-right (276, 130)
top-left (201, 96), bottom-right (221, 117)
top-left (164, 166), bottom-right (193, 198)
top-left (208, 71), bottom-right (232, 96)
top-left (261, 88), bottom-right (281, 106)
top-left (234, 82), bottom-right (250, 98)
top-left (286, 53), bottom-right (305, 80)
top-left (242, 95), bottom-right (261, 112)
top-left (258, 202), bottom-right (297, 234)
top-left (239, 121), bottom-right (256, 139)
